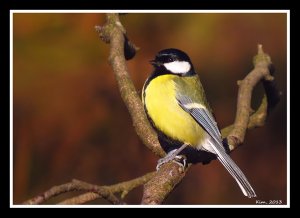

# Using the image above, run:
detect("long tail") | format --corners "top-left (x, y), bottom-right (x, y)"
top-left (207, 141), bottom-right (256, 198)
top-left (176, 94), bottom-right (256, 197)
top-left (217, 155), bottom-right (257, 198)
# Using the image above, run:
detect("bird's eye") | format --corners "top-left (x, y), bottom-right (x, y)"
top-left (167, 57), bottom-right (173, 62)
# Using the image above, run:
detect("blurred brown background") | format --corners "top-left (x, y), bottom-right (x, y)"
top-left (13, 13), bottom-right (287, 205)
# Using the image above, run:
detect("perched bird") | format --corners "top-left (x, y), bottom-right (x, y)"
top-left (142, 48), bottom-right (256, 198)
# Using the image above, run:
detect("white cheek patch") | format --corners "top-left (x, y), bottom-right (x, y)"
top-left (164, 61), bottom-right (191, 74)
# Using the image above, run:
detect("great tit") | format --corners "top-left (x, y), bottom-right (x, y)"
top-left (142, 48), bottom-right (256, 198)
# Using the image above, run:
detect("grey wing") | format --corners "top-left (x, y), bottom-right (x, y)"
top-left (176, 94), bottom-right (256, 198)
top-left (176, 94), bottom-right (223, 147)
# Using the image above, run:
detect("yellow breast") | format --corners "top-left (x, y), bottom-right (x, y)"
top-left (143, 75), bottom-right (206, 146)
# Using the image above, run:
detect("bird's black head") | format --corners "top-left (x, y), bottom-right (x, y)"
top-left (150, 48), bottom-right (195, 76)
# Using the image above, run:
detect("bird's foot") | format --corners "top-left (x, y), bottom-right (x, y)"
top-left (156, 149), bottom-right (187, 171)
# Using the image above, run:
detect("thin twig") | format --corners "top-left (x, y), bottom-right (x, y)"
top-left (58, 192), bottom-right (100, 205)
top-left (23, 182), bottom-right (78, 205)
top-left (23, 172), bottom-right (155, 205)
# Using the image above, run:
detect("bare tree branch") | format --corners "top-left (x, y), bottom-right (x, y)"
top-left (226, 44), bottom-right (279, 150)
top-left (142, 162), bottom-right (187, 204)
top-left (58, 193), bottom-right (100, 205)
top-left (23, 181), bottom-right (79, 205)
top-left (23, 172), bottom-right (155, 205)
top-left (95, 13), bottom-right (164, 157)
top-left (23, 179), bottom-right (122, 205)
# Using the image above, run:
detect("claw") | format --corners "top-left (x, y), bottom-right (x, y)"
top-left (156, 150), bottom-right (187, 171)
top-left (156, 149), bottom-right (177, 170)
top-left (173, 155), bottom-right (187, 169)
top-left (156, 144), bottom-right (189, 171)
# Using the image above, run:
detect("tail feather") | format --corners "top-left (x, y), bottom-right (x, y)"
top-left (176, 94), bottom-right (256, 197)
top-left (217, 155), bottom-right (256, 198)
top-left (207, 140), bottom-right (256, 198)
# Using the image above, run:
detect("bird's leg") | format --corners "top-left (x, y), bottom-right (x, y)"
top-left (156, 143), bottom-right (189, 170)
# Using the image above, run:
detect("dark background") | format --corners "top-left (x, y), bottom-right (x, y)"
top-left (13, 13), bottom-right (287, 205)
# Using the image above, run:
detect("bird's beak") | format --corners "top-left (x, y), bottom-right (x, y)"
top-left (149, 60), bottom-right (161, 67)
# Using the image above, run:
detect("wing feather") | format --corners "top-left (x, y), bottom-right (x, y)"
top-left (176, 94), bottom-right (256, 198)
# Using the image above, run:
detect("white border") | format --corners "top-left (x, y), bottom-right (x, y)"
top-left (286, 10), bottom-right (290, 207)
top-left (11, 10), bottom-right (288, 13)
top-left (10, 11), bottom-right (14, 208)
top-left (10, 10), bottom-right (290, 208)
